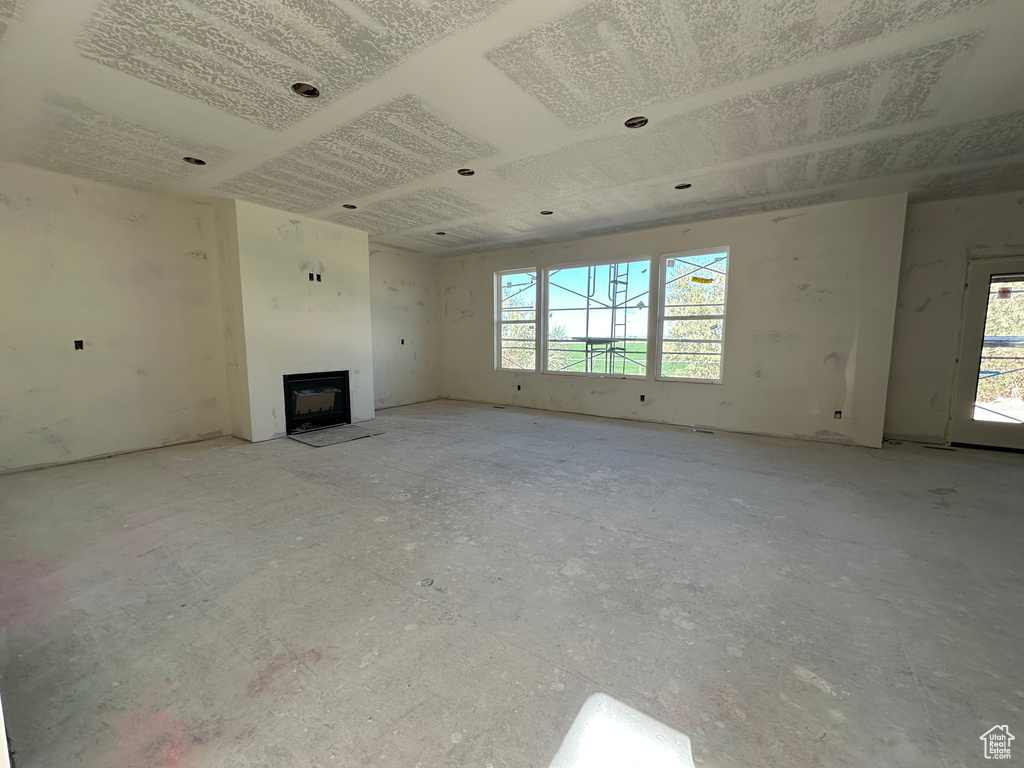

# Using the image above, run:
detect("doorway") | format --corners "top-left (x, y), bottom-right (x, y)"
top-left (951, 257), bottom-right (1024, 449)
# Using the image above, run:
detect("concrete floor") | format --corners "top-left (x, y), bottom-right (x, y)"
top-left (1, 400), bottom-right (1021, 768)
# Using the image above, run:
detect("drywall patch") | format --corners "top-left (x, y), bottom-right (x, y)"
top-left (20, 94), bottom-right (231, 192)
top-left (77, 0), bottom-right (511, 130)
top-left (219, 95), bottom-right (498, 212)
top-left (327, 188), bottom-right (490, 235)
top-left (494, 35), bottom-right (977, 198)
top-left (487, 0), bottom-right (986, 127)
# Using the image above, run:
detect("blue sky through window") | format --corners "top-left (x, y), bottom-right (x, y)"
top-left (548, 261), bottom-right (650, 339)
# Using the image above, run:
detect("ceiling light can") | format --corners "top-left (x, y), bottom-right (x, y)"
top-left (291, 82), bottom-right (320, 98)
top-left (624, 115), bottom-right (648, 128)
top-left (183, 157), bottom-right (206, 165)
top-left (457, 168), bottom-right (475, 176)
top-left (674, 183), bottom-right (692, 190)
top-left (540, 210), bottom-right (553, 215)
top-left (342, 204), bottom-right (357, 209)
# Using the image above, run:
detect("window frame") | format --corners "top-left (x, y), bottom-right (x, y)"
top-left (541, 255), bottom-right (654, 380)
top-left (494, 268), bottom-right (540, 372)
top-left (655, 247), bottom-right (730, 384)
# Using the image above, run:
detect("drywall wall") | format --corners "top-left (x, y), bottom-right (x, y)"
top-left (369, 246), bottom-right (443, 409)
top-left (213, 198), bottom-right (252, 441)
top-left (885, 190), bottom-right (1024, 443)
top-left (233, 201), bottom-right (373, 442)
top-left (0, 161), bottom-right (228, 471)
top-left (442, 194), bottom-right (908, 448)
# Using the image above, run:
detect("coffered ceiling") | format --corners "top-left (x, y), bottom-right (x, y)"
top-left (1, 0), bottom-right (1022, 256)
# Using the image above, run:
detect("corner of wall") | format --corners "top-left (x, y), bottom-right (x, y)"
top-left (213, 198), bottom-right (253, 441)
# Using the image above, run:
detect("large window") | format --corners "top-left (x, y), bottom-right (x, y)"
top-left (657, 248), bottom-right (729, 381)
top-left (493, 247), bottom-right (729, 382)
top-left (496, 270), bottom-right (538, 370)
top-left (546, 260), bottom-right (650, 377)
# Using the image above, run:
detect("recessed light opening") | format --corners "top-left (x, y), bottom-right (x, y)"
top-left (674, 183), bottom-right (692, 190)
top-left (457, 168), bottom-right (475, 176)
top-left (342, 204), bottom-right (357, 209)
top-left (624, 115), bottom-right (648, 128)
top-left (435, 231), bottom-right (447, 236)
top-left (183, 157), bottom-right (206, 165)
top-left (540, 210), bottom-right (553, 215)
top-left (291, 82), bottom-right (320, 98)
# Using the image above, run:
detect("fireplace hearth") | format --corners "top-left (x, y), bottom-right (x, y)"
top-left (283, 371), bottom-right (351, 435)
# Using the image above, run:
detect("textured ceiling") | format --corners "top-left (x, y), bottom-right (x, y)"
top-left (1, 0), bottom-right (1022, 256)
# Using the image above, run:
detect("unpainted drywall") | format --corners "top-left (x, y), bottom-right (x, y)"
top-left (885, 190), bottom-right (1024, 443)
top-left (369, 246), bottom-right (443, 409)
top-left (233, 201), bottom-right (373, 441)
top-left (0, 161), bottom-right (228, 471)
top-left (442, 195), bottom-right (908, 448)
top-left (213, 198), bottom-right (251, 441)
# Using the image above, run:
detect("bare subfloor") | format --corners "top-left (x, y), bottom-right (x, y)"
top-left (1, 401), bottom-right (1021, 767)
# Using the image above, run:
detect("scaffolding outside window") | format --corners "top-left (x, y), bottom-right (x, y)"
top-left (657, 248), bottom-right (729, 382)
top-left (545, 259), bottom-right (650, 377)
top-left (496, 270), bottom-right (538, 370)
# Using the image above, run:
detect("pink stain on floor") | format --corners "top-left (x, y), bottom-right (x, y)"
top-left (0, 557), bottom-right (65, 630)
top-left (102, 685), bottom-right (206, 768)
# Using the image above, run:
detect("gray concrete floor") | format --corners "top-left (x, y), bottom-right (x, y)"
top-left (1, 400), bottom-right (1022, 768)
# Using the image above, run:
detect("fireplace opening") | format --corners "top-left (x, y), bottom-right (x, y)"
top-left (283, 370), bottom-right (351, 435)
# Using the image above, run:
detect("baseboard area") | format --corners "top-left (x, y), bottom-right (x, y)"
top-left (0, 430), bottom-right (227, 476)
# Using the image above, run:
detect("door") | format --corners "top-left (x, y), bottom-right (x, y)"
top-left (951, 257), bottom-right (1024, 449)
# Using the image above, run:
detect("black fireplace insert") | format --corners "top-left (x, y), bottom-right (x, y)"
top-left (283, 370), bottom-right (351, 435)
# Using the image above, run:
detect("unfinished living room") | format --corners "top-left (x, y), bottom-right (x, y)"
top-left (1, 0), bottom-right (1023, 766)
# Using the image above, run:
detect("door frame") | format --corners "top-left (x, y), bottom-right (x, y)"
top-left (950, 255), bottom-right (1024, 449)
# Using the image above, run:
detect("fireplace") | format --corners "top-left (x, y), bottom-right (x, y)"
top-left (283, 371), bottom-right (351, 435)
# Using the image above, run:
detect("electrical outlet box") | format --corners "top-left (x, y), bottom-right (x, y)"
top-left (834, 410), bottom-right (842, 419)
top-left (74, 340), bottom-right (84, 350)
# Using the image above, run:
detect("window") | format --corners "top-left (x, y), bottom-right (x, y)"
top-left (657, 248), bottom-right (729, 382)
top-left (496, 270), bottom-right (538, 370)
top-left (494, 248), bottom-right (729, 381)
top-left (545, 259), bottom-right (650, 377)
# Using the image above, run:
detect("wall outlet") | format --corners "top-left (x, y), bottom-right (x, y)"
top-left (640, 394), bottom-right (646, 402)
top-left (315, 273), bottom-right (322, 282)
top-left (401, 339), bottom-right (405, 345)
top-left (517, 384), bottom-right (521, 391)
top-left (834, 410), bottom-right (842, 419)
top-left (74, 340), bottom-right (84, 350)
top-left (308, 272), bottom-right (314, 281)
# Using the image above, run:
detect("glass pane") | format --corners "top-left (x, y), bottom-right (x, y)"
top-left (661, 319), bottom-right (723, 379)
top-left (546, 261), bottom-right (649, 375)
top-left (973, 274), bottom-right (1024, 423)
top-left (499, 322), bottom-right (536, 370)
top-left (662, 355), bottom-right (722, 380)
top-left (663, 252), bottom-right (727, 317)
top-left (498, 271), bottom-right (537, 370)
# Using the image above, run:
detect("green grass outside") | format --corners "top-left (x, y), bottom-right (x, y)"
top-left (546, 341), bottom-right (717, 379)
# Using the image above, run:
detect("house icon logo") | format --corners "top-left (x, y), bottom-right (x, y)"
top-left (980, 725), bottom-right (1014, 759)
